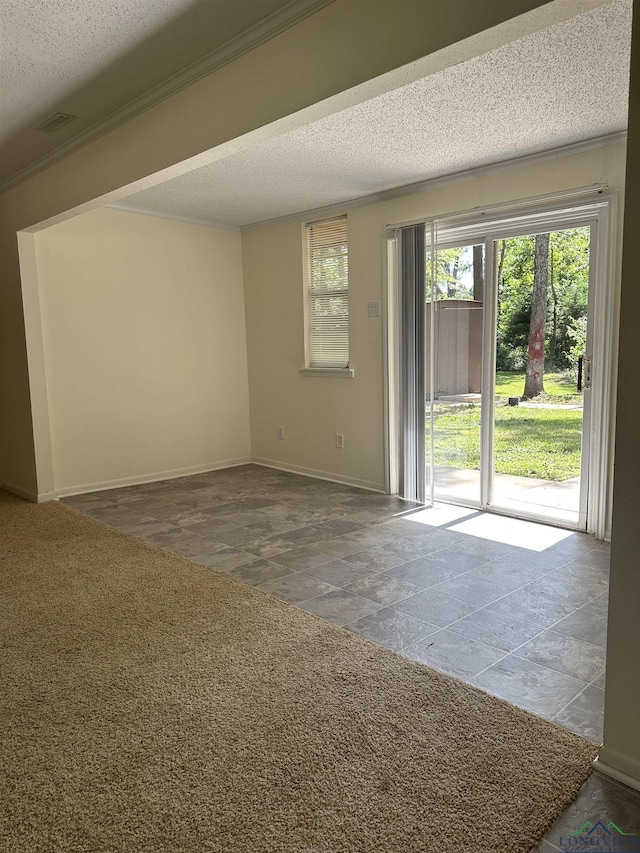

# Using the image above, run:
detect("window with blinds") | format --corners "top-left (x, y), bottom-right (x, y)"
top-left (305, 216), bottom-right (349, 368)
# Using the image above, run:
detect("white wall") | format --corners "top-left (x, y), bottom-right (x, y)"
top-left (243, 143), bottom-right (626, 502)
top-left (35, 208), bottom-right (250, 494)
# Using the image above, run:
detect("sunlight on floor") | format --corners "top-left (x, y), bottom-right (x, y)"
top-left (399, 503), bottom-right (478, 527)
top-left (399, 502), bottom-right (574, 550)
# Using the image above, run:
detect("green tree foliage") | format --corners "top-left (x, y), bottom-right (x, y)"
top-left (566, 315), bottom-right (588, 378)
top-left (427, 247), bottom-right (473, 300)
top-left (425, 230), bottom-right (588, 373)
top-left (496, 235), bottom-right (535, 370)
top-left (523, 232), bottom-right (550, 399)
top-left (496, 227), bottom-right (589, 372)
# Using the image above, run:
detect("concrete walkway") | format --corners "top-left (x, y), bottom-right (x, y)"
top-left (431, 466), bottom-right (580, 524)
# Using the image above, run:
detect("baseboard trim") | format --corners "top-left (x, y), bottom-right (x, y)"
top-left (13, 456), bottom-right (385, 500)
top-left (55, 457), bottom-right (252, 497)
top-left (594, 751), bottom-right (640, 793)
top-left (250, 457), bottom-right (385, 493)
top-left (1, 481), bottom-right (42, 503)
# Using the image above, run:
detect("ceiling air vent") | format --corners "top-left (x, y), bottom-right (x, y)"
top-left (38, 112), bottom-right (77, 133)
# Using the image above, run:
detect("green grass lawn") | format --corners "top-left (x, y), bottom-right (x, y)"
top-left (495, 370), bottom-right (583, 405)
top-left (427, 390), bottom-right (583, 481)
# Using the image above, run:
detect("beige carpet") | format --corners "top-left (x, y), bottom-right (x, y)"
top-left (0, 490), bottom-right (597, 852)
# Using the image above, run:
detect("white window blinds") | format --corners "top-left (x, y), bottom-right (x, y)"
top-left (306, 216), bottom-right (349, 368)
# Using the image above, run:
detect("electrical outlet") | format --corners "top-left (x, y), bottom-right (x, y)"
top-left (335, 433), bottom-right (344, 449)
top-left (277, 425), bottom-right (285, 440)
top-left (367, 300), bottom-right (381, 318)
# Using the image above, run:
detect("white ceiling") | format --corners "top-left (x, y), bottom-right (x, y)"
top-left (0, 0), bottom-right (323, 186)
top-left (116, 0), bottom-right (632, 229)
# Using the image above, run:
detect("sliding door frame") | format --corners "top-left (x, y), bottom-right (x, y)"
top-left (384, 189), bottom-right (618, 538)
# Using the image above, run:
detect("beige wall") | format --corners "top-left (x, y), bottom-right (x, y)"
top-left (1, 0), bottom-right (637, 790)
top-left (600, 0), bottom-right (640, 791)
top-left (243, 143), bottom-right (626, 497)
top-left (0, 0), bottom-right (593, 498)
top-left (243, 219), bottom-right (387, 490)
top-left (34, 208), bottom-right (250, 494)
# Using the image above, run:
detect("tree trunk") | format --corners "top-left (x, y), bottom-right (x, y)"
top-left (548, 258), bottom-right (558, 370)
top-left (448, 258), bottom-right (458, 298)
top-left (473, 244), bottom-right (484, 302)
top-left (523, 233), bottom-right (549, 399)
top-left (496, 240), bottom-right (506, 336)
top-left (497, 240), bottom-right (506, 287)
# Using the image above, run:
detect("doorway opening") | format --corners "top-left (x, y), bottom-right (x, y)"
top-left (386, 192), bottom-right (616, 538)
top-left (427, 226), bottom-right (591, 527)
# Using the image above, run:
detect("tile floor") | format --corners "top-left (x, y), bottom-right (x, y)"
top-left (63, 463), bottom-right (609, 741)
top-left (534, 772), bottom-right (640, 851)
top-left (62, 463), bottom-right (640, 846)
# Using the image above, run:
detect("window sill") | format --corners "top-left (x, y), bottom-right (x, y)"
top-left (299, 367), bottom-right (355, 378)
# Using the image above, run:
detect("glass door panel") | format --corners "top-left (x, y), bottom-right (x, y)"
top-left (426, 242), bottom-right (485, 506)
top-left (489, 227), bottom-right (591, 525)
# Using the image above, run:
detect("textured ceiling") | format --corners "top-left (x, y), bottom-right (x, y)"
top-left (0, 0), bottom-right (312, 185)
top-left (118, 0), bottom-right (632, 228)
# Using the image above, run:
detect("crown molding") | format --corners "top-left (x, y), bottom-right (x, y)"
top-left (0, 0), bottom-right (335, 195)
top-left (104, 203), bottom-right (241, 232)
top-left (242, 131), bottom-right (627, 230)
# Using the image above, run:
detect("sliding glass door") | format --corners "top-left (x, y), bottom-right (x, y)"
top-left (488, 226), bottom-right (592, 527)
top-left (426, 240), bottom-right (485, 507)
top-left (389, 201), bottom-right (610, 535)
